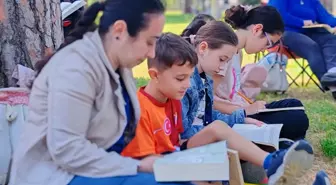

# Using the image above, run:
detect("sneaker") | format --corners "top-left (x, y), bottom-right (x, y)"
top-left (279, 138), bottom-right (295, 150)
top-left (313, 171), bottom-right (331, 185)
top-left (267, 140), bottom-right (314, 185)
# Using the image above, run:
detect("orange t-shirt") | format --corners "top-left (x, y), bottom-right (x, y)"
top-left (121, 87), bottom-right (184, 158)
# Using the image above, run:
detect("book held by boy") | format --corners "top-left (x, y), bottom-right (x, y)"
top-left (232, 124), bottom-right (283, 150)
top-left (153, 141), bottom-right (229, 182)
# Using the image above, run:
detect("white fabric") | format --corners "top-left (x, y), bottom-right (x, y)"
top-left (193, 79), bottom-right (206, 126)
top-left (0, 89), bottom-right (28, 185)
top-left (11, 64), bottom-right (35, 89)
top-left (328, 67), bottom-right (336, 73)
top-left (9, 30), bottom-right (141, 185)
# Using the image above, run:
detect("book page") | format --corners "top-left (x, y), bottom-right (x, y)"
top-left (232, 124), bottom-right (283, 149)
top-left (153, 141), bottom-right (230, 182)
top-left (303, 24), bottom-right (334, 33)
top-left (157, 141), bottom-right (228, 164)
top-left (257, 106), bottom-right (305, 113)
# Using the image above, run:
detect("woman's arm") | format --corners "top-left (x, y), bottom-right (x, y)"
top-left (314, 0), bottom-right (336, 27)
top-left (46, 56), bottom-right (139, 177)
top-left (268, 0), bottom-right (305, 28)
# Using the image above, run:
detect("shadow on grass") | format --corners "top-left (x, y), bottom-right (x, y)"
top-left (165, 14), bottom-right (194, 24)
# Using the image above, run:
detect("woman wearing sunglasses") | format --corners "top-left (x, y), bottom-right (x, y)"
top-left (213, 5), bottom-right (309, 144)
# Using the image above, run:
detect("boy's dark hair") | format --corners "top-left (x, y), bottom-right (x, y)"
top-left (180, 14), bottom-right (215, 37)
top-left (224, 5), bottom-right (284, 35)
top-left (148, 32), bottom-right (198, 70)
top-left (34, 0), bottom-right (165, 79)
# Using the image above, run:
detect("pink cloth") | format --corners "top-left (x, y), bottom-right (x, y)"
top-left (0, 89), bottom-right (29, 106)
top-left (215, 53), bottom-right (267, 107)
top-left (240, 64), bottom-right (268, 101)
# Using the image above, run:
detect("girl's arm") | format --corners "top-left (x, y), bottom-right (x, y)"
top-left (47, 55), bottom-right (139, 177)
top-left (214, 99), bottom-right (242, 114)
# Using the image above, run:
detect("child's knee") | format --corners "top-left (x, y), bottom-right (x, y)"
top-left (206, 120), bottom-right (229, 137)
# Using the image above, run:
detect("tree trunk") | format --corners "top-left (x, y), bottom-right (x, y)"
top-left (0, 0), bottom-right (63, 88)
top-left (184, 0), bottom-right (192, 14)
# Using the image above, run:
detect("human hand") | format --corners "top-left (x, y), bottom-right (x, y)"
top-left (244, 101), bottom-right (267, 115)
top-left (138, 155), bottom-right (162, 173)
top-left (244, 117), bottom-right (264, 127)
top-left (332, 27), bottom-right (336, 34)
top-left (303, 20), bottom-right (314, 26)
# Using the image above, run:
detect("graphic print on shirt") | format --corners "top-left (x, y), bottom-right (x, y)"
top-left (163, 117), bottom-right (172, 135)
top-left (174, 112), bottom-right (178, 126)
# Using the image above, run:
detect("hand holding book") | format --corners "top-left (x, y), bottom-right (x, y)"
top-left (138, 155), bottom-right (162, 173)
top-left (244, 117), bottom-right (264, 127)
top-left (244, 101), bottom-right (267, 115)
top-left (303, 23), bottom-right (336, 34)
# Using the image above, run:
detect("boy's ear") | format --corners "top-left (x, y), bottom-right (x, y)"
top-left (148, 67), bottom-right (159, 80)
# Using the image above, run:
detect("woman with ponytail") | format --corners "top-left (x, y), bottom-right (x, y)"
top-left (8, 1), bottom-right (191, 185)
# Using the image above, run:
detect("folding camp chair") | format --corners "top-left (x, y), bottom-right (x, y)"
top-left (254, 45), bottom-right (324, 91)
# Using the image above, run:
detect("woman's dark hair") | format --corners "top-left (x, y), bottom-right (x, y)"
top-left (34, 0), bottom-right (165, 79)
top-left (224, 5), bottom-right (284, 35)
top-left (180, 14), bottom-right (215, 37)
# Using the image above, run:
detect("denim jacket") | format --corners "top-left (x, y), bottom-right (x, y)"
top-left (181, 68), bottom-right (246, 139)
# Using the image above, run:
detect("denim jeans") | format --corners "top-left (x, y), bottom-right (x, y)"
top-left (282, 29), bottom-right (336, 81)
top-left (68, 173), bottom-right (194, 185)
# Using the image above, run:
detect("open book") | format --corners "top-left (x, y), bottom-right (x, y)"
top-left (257, 106), bottom-right (305, 114)
top-left (303, 24), bottom-right (335, 34)
top-left (232, 124), bottom-right (283, 150)
top-left (153, 141), bottom-right (229, 182)
top-left (61, 0), bottom-right (86, 20)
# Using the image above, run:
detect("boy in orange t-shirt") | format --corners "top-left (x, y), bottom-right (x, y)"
top-left (121, 33), bottom-right (197, 157)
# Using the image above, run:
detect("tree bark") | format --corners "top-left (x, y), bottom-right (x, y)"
top-left (184, 0), bottom-right (192, 14)
top-left (0, 0), bottom-right (63, 88)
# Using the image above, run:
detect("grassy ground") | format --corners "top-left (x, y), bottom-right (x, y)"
top-left (134, 11), bottom-right (336, 183)
top-left (259, 88), bottom-right (336, 184)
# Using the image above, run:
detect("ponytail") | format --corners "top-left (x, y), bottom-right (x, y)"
top-left (181, 14), bottom-right (215, 37)
top-left (34, 2), bottom-right (105, 80)
top-left (181, 14), bottom-right (215, 44)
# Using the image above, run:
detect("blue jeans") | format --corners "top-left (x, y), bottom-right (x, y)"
top-left (68, 172), bottom-right (194, 185)
top-left (282, 29), bottom-right (336, 81)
